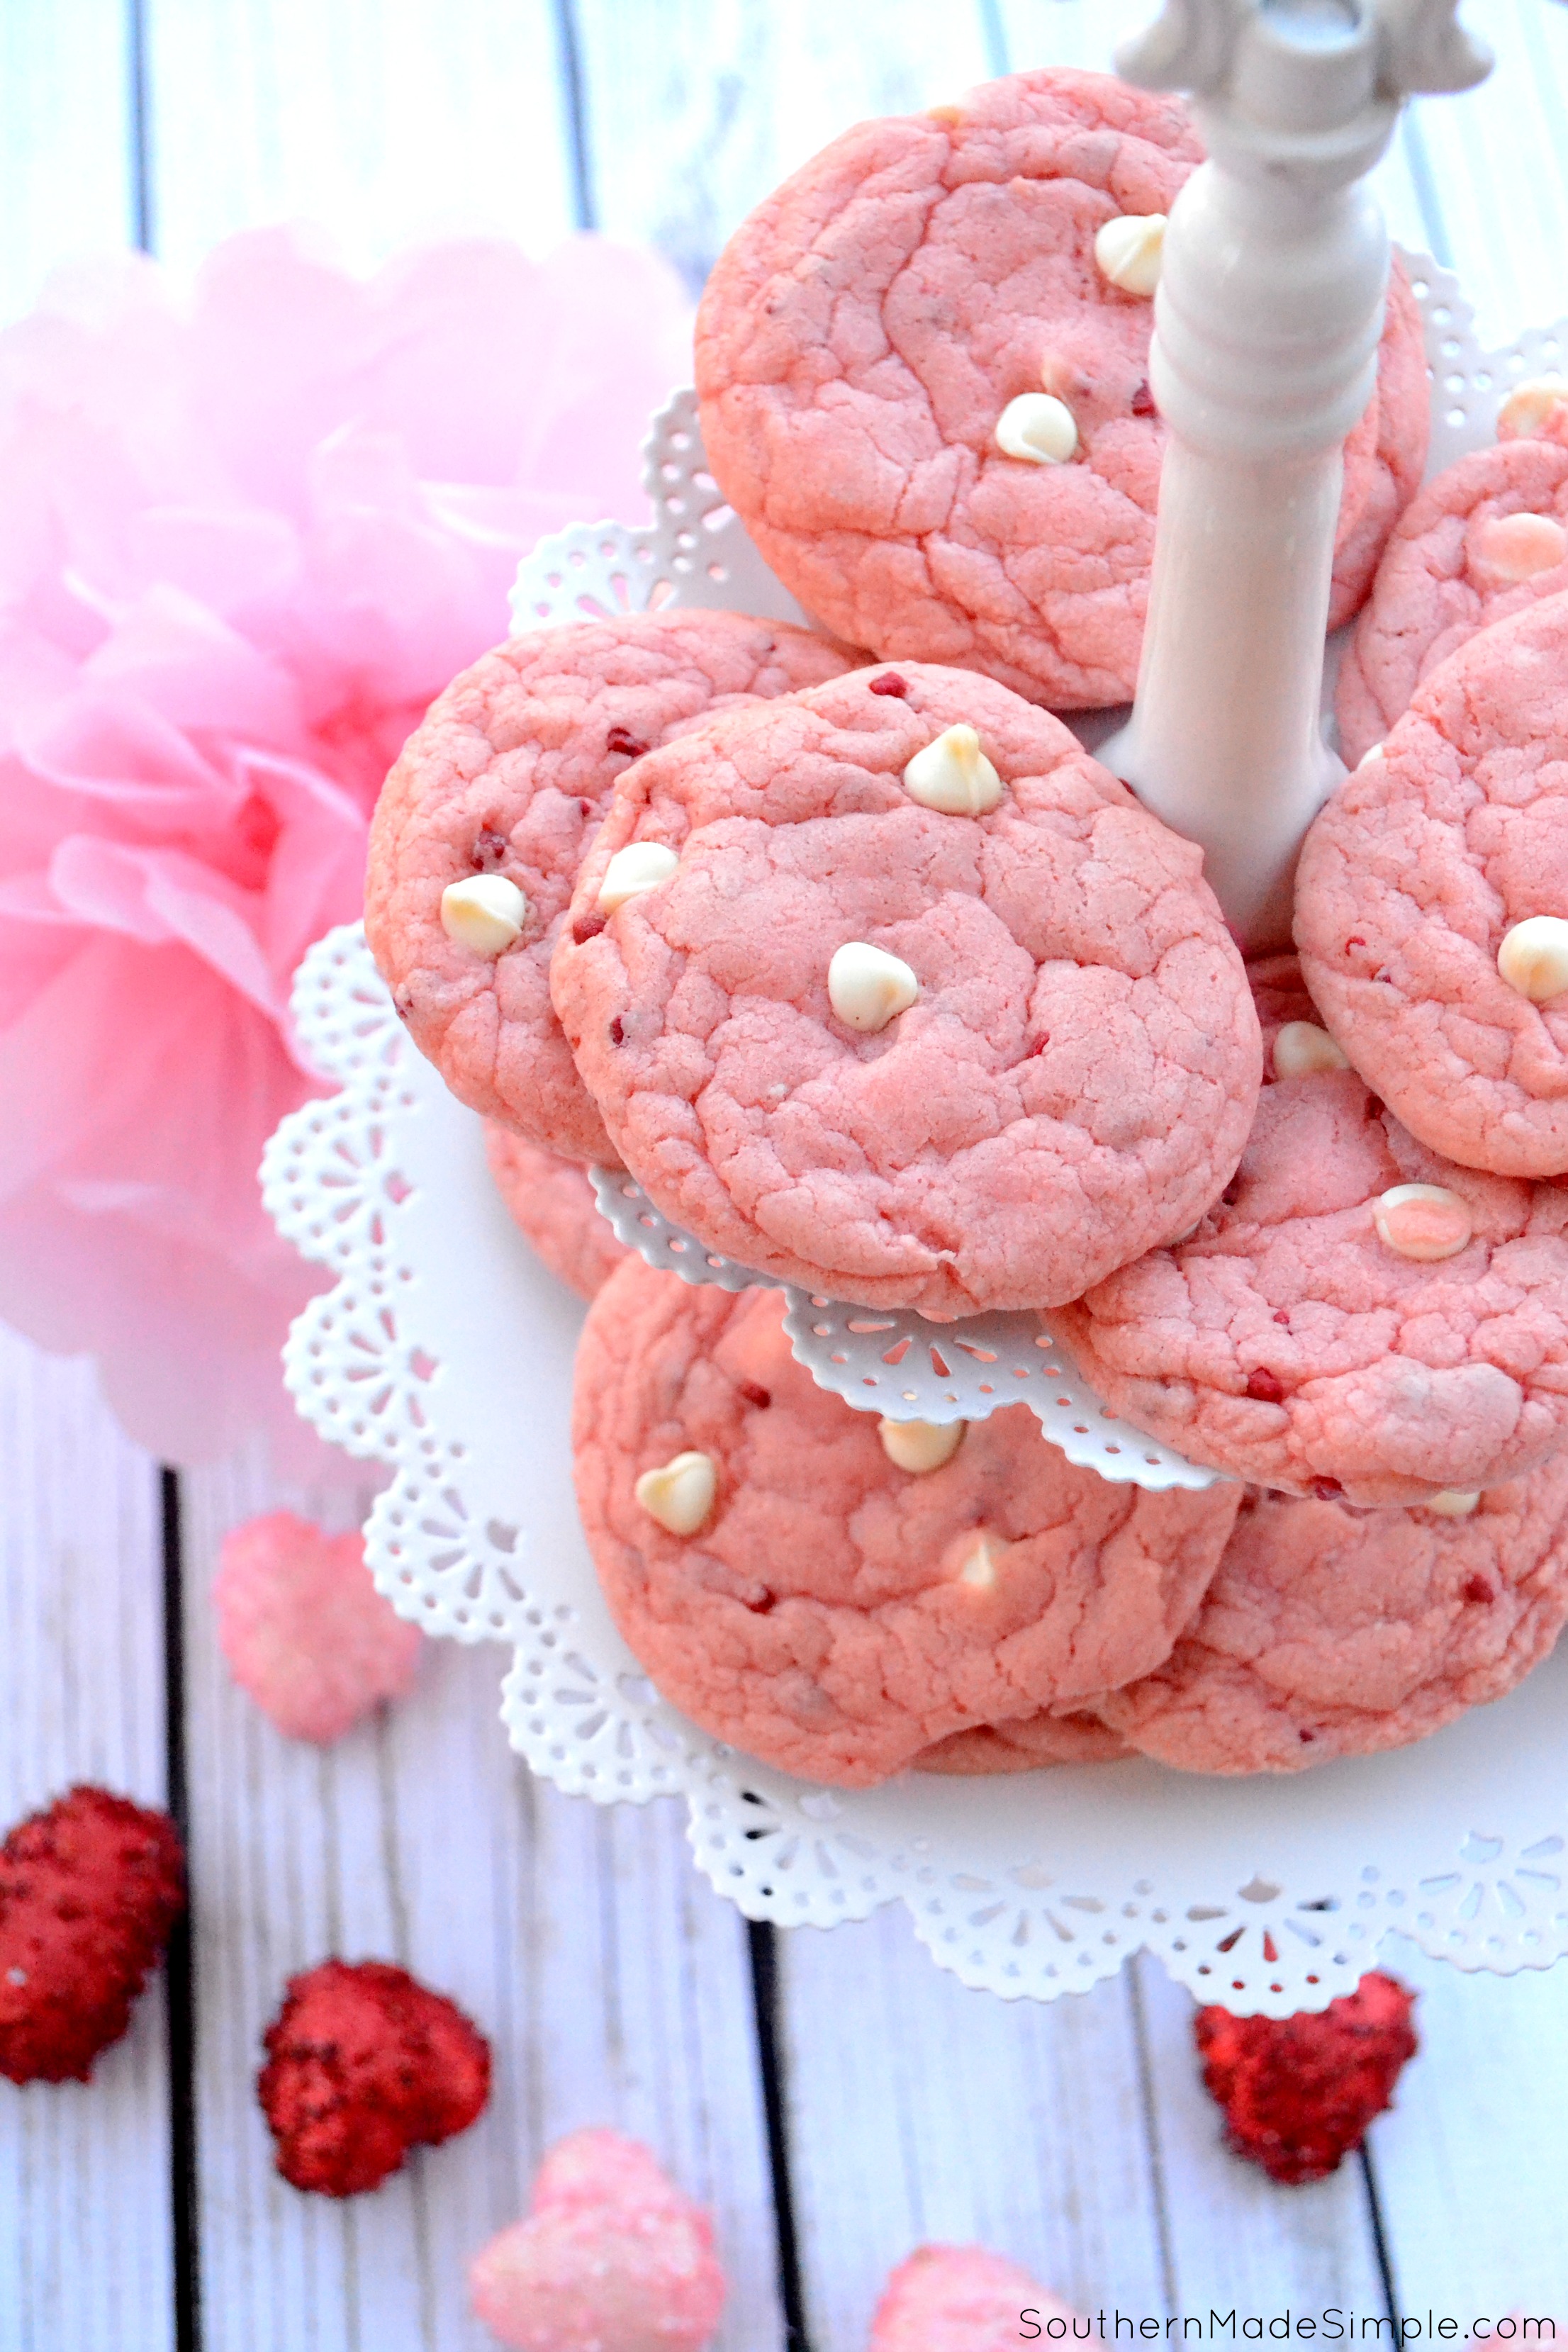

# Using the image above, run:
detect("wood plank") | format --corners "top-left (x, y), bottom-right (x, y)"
top-left (1389, 0), bottom-right (1568, 347)
top-left (0, 0), bottom-right (133, 327)
top-left (777, 1907), bottom-right (1171, 2346)
top-left (1361, 1932), bottom-right (1568, 2317)
top-left (180, 1443), bottom-right (783, 2352)
top-left (571, 0), bottom-right (999, 291)
top-left (0, 1328), bottom-right (175, 2352)
top-left (142, 0), bottom-right (579, 284)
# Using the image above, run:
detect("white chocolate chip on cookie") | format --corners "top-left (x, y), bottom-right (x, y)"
top-left (878, 1418), bottom-right (965, 1474)
top-left (995, 393), bottom-right (1077, 466)
top-left (1272, 1020), bottom-right (1350, 1077)
top-left (439, 874), bottom-right (527, 956)
top-left (1094, 212), bottom-right (1167, 297)
top-left (1497, 375), bottom-right (1568, 440)
top-left (1498, 916), bottom-right (1568, 1002)
top-left (599, 841), bottom-right (679, 913)
top-left (1474, 511), bottom-right (1568, 583)
top-left (957, 1531), bottom-right (1004, 1590)
top-left (1373, 1184), bottom-right (1473, 1262)
top-left (902, 724), bottom-right (1004, 816)
top-left (634, 1450), bottom-right (717, 1537)
top-left (828, 943), bottom-right (919, 1034)
top-left (1428, 1489), bottom-right (1482, 1517)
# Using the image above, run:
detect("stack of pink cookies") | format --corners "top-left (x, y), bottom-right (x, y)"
top-left (364, 68), bottom-right (1568, 1790)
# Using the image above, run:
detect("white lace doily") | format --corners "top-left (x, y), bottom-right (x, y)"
top-left (262, 926), bottom-right (1568, 2014)
top-left (588, 1170), bottom-right (1221, 1489)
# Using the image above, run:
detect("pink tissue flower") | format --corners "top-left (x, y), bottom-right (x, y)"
top-left (213, 1510), bottom-right (421, 1743)
top-left (0, 227), bottom-right (691, 1467)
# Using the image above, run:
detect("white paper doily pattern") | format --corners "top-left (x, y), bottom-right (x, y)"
top-left (588, 1170), bottom-right (1223, 1487)
top-left (264, 925), bottom-right (1568, 2012)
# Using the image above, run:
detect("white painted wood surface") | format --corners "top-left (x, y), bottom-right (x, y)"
top-left (6, 0), bottom-right (1568, 2344)
top-left (0, 1330), bottom-right (174, 2352)
top-left (179, 1444), bottom-right (783, 2352)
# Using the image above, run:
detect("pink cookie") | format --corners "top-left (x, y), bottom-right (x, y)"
top-left (572, 1260), bottom-right (1238, 1788)
top-left (366, 610), bottom-right (857, 1162)
top-left (469, 2127), bottom-right (724, 2352)
top-left (485, 1126), bottom-right (628, 1300)
top-left (1053, 978), bottom-right (1568, 1503)
top-left (869, 2244), bottom-right (1078, 2352)
top-left (1338, 437), bottom-right (1568, 767)
top-left (1300, 592), bottom-right (1568, 1177)
top-left (1101, 1462), bottom-right (1568, 1773)
top-left (913, 1713), bottom-right (1129, 1774)
top-left (552, 663), bottom-right (1259, 1317)
top-left (213, 1513), bottom-right (422, 1744)
top-left (695, 69), bottom-right (1427, 710)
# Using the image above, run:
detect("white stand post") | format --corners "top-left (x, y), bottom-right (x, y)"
top-left (1102, 0), bottom-right (1491, 951)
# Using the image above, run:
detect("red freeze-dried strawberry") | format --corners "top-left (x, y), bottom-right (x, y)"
top-left (258, 1958), bottom-right (491, 2197)
top-left (0, 1785), bottom-right (185, 2084)
top-left (1194, 1970), bottom-right (1418, 2184)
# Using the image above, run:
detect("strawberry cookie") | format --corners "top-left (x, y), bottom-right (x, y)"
top-left (1053, 987), bottom-right (1568, 1503)
top-left (913, 1713), bottom-right (1129, 1774)
top-left (552, 663), bottom-right (1259, 1317)
top-left (695, 69), bottom-right (1428, 710)
top-left (366, 610), bottom-right (856, 1163)
top-left (1338, 436), bottom-right (1568, 767)
top-left (1300, 592), bottom-right (1568, 1177)
top-left (573, 1260), bottom-right (1239, 1789)
top-left (1102, 1463), bottom-right (1568, 1774)
top-left (484, 1125), bottom-right (629, 1299)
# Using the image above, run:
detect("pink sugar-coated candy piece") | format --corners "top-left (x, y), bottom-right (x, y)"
top-left (469, 2127), bottom-right (725, 2352)
top-left (868, 2244), bottom-right (1078, 2352)
top-left (213, 1513), bottom-right (422, 1745)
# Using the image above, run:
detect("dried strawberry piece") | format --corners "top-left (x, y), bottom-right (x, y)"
top-left (258, 1958), bottom-right (491, 2196)
top-left (1194, 1969), bottom-right (1418, 2184)
top-left (0, 1785), bottom-right (185, 2084)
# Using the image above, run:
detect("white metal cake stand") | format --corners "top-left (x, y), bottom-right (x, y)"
top-left (262, 1), bottom-right (1568, 2014)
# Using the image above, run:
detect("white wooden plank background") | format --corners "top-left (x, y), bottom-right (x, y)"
top-left (0, 1330), bottom-right (174, 2352)
top-left (5, 1), bottom-right (1568, 2346)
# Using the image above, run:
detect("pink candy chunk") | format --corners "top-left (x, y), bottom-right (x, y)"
top-left (869, 2244), bottom-right (1080, 2351)
top-left (1372, 1184), bottom-right (1474, 1262)
top-left (469, 2127), bottom-right (725, 2352)
top-left (213, 1512), bottom-right (421, 1745)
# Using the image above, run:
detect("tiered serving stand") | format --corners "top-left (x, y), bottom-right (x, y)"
top-left (262, 1), bottom-right (1568, 2015)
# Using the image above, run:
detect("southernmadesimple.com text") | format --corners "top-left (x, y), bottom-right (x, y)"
top-left (1017, 2317), bottom-right (1559, 2343)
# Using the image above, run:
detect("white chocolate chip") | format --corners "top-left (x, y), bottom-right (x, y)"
top-left (439, 874), bottom-right (527, 956)
top-left (828, 942), bottom-right (919, 1034)
top-left (995, 393), bottom-right (1078, 466)
top-left (634, 1450), bottom-right (716, 1537)
top-left (1474, 511), bottom-right (1568, 582)
top-left (598, 840), bottom-right (679, 913)
top-left (902, 724), bottom-right (1004, 816)
top-left (1356, 741), bottom-right (1384, 768)
top-left (1497, 375), bottom-right (1568, 439)
top-left (1272, 1020), bottom-right (1350, 1078)
top-left (878, 1418), bottom-right (965, 1474)
top-left (1428, 1489), bottom-right (1482, 1518)
top-left (1094, 212), bottom-right (1167, 297)
top-left (958, 1531), bottom-right (1004, 1590)
top-left (1498, 916), bottom-right (1568, 1002)
top-left (1372, 1183), bottom-right (1474, 1262)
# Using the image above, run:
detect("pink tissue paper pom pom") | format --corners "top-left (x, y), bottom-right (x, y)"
top-left (469, 2126), bottom-right (726, 2352)
top-left (0, 226), bottom-right (692, 1469)
top-left (213, 1509), bottom-right (422, 1742)
top-left (869, 2244), bottom-right (1080, 2352)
